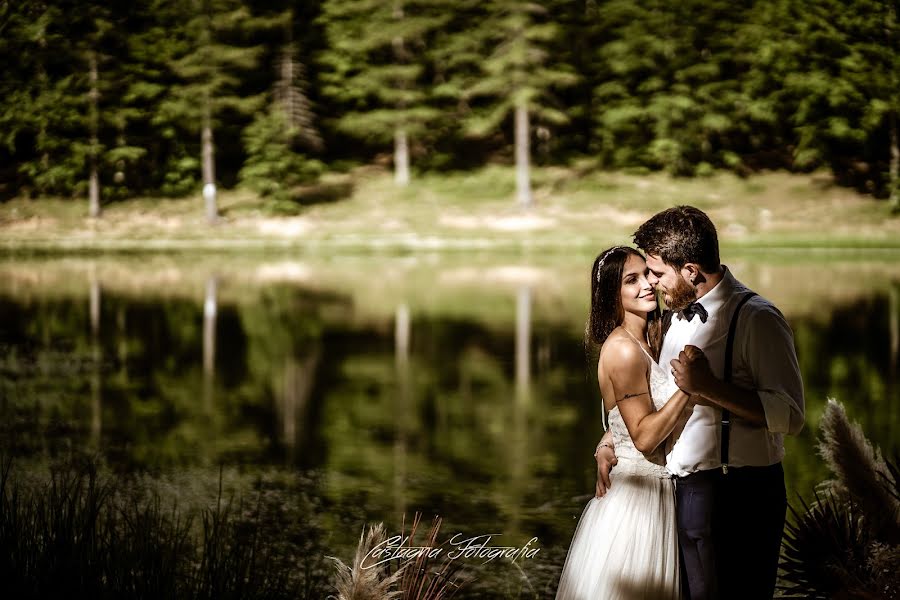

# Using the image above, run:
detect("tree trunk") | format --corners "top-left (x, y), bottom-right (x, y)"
top-left (201, 104), bottom-right (218, 223)
top-left (890, 111), bottom-right (899, 213)
top-left (392, 2), bottom-right (410, 187)
top-left (514, 102), bottom-right (533, 208)
top-left (88, 51), bottom-right (101, 218)
top-left (280, 45), bottom-right (294, 122)
top-left (37, 25), bottom-right (49, 191)
top-left (394, 128), bottom-right (410, 186)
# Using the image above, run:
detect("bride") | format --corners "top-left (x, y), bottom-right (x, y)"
top-left (555, 246), bottom-right (693, 600)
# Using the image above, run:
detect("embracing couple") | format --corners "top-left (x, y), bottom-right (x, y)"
top-left (554, 206), bottom-right (805, 600)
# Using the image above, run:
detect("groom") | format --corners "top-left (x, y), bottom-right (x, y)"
top-left (594, 206), bottom-right (804, 599)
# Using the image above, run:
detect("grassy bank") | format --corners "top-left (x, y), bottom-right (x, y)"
top-left (2, 166), bottom-right (900, 253)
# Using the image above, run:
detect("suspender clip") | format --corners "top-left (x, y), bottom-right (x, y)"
top-left (722, 463), bottom-right (729, 475)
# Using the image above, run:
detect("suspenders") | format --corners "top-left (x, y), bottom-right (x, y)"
top-left (720, 292), bottom-right (757, 474)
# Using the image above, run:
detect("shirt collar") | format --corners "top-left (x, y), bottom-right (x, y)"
top-left (695, 265), bottom-right (734, 317)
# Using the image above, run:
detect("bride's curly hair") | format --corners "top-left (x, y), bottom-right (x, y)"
top-left (584, 246), bottom-right (662, 359)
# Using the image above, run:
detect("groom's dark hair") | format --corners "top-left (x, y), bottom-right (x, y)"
top-left (633, 205), bottom-right (720, 272)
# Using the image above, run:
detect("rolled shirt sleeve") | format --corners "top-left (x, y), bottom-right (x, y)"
top-left (743, 305), bottom-right (805, 435)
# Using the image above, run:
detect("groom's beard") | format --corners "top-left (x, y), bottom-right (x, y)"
top-left (664, 274), bottom-right (698, 312)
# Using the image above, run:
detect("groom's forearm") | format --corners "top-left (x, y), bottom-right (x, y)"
top-left (700, 379), bottom-right (766, 427)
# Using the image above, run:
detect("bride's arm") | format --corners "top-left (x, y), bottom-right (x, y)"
top-left (594, 430), bottom-right (616, 497)
top-left (607, 341), bottom-right (693, 455)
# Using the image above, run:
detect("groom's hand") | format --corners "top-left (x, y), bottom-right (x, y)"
top-left (670, 345), bottom-right (715, 396)
top-left (595, 446), bottom-right (617, 498)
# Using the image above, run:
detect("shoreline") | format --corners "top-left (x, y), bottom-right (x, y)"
top-left (3, 168), bottom-right (900, 254)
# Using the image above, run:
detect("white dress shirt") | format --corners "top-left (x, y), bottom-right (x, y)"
top-left (661, 267), bottom-right (805, 477)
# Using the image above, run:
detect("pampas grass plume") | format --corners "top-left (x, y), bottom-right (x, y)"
top-left (817, 398), bottom-right (899, 535)
top-left (328, 523), bottom-right (403, 600)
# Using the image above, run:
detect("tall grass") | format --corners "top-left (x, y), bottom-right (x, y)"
top-left (0, 457), bottom-right (323, 599)
top-left (778, 400), bottom-right (900, 598)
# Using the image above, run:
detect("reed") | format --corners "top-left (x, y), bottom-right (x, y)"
top-left (0, 456), bottom-right (320, 599)
top-left (396, 514), bottom-right (464, 600)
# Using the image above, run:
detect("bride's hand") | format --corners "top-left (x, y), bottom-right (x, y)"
top-left (595, 446), bottom-right (618, 498)
top-left (670, 345), bottom-right (714, 395)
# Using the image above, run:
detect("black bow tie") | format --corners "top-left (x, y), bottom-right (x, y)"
top-left (679, 302), bottom-right (708, 323)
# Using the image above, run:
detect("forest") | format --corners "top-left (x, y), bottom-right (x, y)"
top-left (1, 0), bottom-right (898, 215)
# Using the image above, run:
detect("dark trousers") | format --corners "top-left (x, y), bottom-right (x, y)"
top-left (675, 463), bottom-right (787, 600)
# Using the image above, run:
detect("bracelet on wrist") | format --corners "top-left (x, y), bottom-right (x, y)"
top-left (594, 442), bottom-right (613, 455)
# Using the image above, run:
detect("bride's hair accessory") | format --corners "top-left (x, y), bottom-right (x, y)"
top-left (595, 247), bottom-right (624, 282)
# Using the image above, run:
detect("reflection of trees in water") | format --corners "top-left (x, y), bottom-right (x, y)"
top-left (788, 289), bottom-right (900, 499)
top-left (891, 281), bottom-right (899, 370)
top-left (0, 288), bottom-right (272, 467)
top-left (394, 303), bottom-right (410, 521)
top-left (511, 286), bottom-right (531, 539)
top-left (202, 276), bottom-right (217, 411)
top-left (89, 268), bottom-right (102, 443)
top-left (795, 294), bottom-right (898, 434)
top-left (4, 277), bottom-right (898, 598)
top-left (280, 349), bottom-right (321, 463)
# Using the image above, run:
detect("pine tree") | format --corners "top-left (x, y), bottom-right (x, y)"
top-left (159, 0), bottom-right (272, 222)
top-left (238, 9), bottom-right (323, 208)
top-left (439, 0), bottom-right (577, 206)
top-left (239, 109), bottom-right (323, 208)
top-left (82, 4), bottom-right (118, 218)
top-left (274, 18), bottom-right (322, 154)
top-left (319, 0), bottom-right (448, 186)
top-left (782, 0), bottom-right (900, 210)
top-left (1, 2), bottom-right (86, 198)
top-left (590, 0), bottom-right (758, 175)
top-left (1, 1), bottom-right (148, 209)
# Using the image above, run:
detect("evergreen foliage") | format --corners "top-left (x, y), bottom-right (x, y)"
top-left (319, 0), bottom-right (447, 183)
top-left (0, 0), bottom-right (899, 207)
top-left (238, 109), bottom-right (323, 210)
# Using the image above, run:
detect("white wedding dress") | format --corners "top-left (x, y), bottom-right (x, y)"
top-left (555, 344), bottom-right (681, 599)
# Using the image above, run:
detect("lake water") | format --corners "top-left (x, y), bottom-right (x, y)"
top-left (1, 251), bottom-right (898, 597)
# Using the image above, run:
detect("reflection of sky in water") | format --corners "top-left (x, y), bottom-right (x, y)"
top-left (0, 255), bottom-right (898, 597)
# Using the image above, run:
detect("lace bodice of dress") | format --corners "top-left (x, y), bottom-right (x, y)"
top-left (605, 343), bottom-right (677, 479)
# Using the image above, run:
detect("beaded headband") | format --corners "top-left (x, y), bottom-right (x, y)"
top-left (595, 247), bottom-right (625, 282)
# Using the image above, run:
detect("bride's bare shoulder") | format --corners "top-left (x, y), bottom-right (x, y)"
top-left (598, 332), bottom-right (645, 370)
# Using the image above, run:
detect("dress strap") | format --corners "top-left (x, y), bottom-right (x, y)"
top-left (621, 327), bottom-right (654, 364)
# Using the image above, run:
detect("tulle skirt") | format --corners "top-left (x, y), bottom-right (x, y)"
top-left (554, 470), bottom-right (681, 600)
